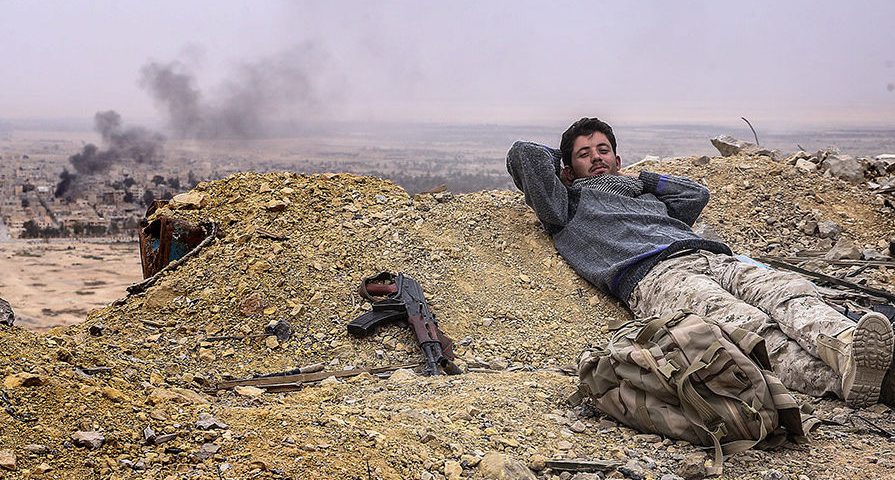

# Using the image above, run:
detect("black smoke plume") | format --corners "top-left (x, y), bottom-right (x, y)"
top-left (139, 44), bottom-right (323, 139)
top-left (69, 111), bottom-right (165, 175)
top-left (56, 111), bottom-right (165, 199)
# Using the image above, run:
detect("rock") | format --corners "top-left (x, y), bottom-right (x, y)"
top-left (234, 385), bottom-right (265, 397)
top-left (35, 462), bottom-right (53, 474)
top-left (101, 387), bottom-right (127, 403)
top-left (0, 449), bottom-right (16, 471)
top-left (711, 135), bottom-right (754, 157)
top-left (3, 372), bottom-right (43, 388)
top-left (444, 460), bottom-right (463, 480)
top-left (24, 444), bottom-right (49, 455)
top-left (478, 452), bottom-right (537, 480)
top-left (570, 420), bottom-right (587, 433)
top-left (197, 442), bottom-right (220, 461)
top-left (762, 469), bottom-right (785, 480)
top-left (795, 158), bottom-right (817, 173)
top-left (570, 474), bottom-right (601, 480)
top-left (822, 154), bottom-right (864, 183)
top-left (71, 431), bottom-right (105, 449)
top-left (676, 452), bottom-right (707, 479)
top-left (0, 297), bottom-right (14, 326)
top-left (693, 156), bottom-right (710, 166)
top-left (527, 454), bottom-right (547, 472)
top-left (389, 368), bottom-right (417, 382)
top-left (196, 413), bottom-right (229, 430)
top-left (816, 220), bottom-right (841, 239)
top-left (825, 237), bottom-right (862, 260)
top-left (862, 249), bottom-right (888, 261)
top-left (660, 475), bottom-right (685, 480)
top-left (265, 335), bottom-right (280, 349)
top-left (801, 221), bottom-right (818, 235)
top-left (143, 285), bottom-right (178, 310)
top-left (170, 191), bottom-right (207, 209)
top-left (264, 199), bottom-right (288, 212)
top-left (489, 357), bottom-right (510, 370)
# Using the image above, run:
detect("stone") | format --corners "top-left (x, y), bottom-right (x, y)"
top-left (676, 452), bottom-right (707, 479)
top-left (711, 135), bottom-right (754, 157)
top-left (823, 154), bottom-right (865, 183)
top-left (24, 444), bottom-right (49, 455)
top-left (570, 420), bottom-right (587, 433)
top-left (816, 220), bottom-right (841, 239)
top-left (570, 474), bottom-right (601, 480)
top-left (3, 372), bottom-right (43, 388)
top-left (264, 199), bottom-right (288, 212)
top-left (144, 285), bottom-right (178, 310)
top-left (71, 431), bottom-right (105, 449)
top-left (101, 387), bottom-right (127, 403)
top-left (196, 413), bottom-right (229, 430)
top-left (444, 460), bottom-right (463, 480)
top-left (197, 443), bottom-right (220, 461)
top-left (0, 297), bottom-right (14, 326)
top-left (0, 449), bottom-right (16, 471)
top-left (478, 452), bottom-right (537, 480)
top-left (234, 385), bottom-right (265, 397)
top-left (762, 469), bottom-right (785, 480)
top-left (693, 156), bottom-right (710, 166)
top-left (825, 237), bottom-right (862, 261)
top-left (527, 454), bottom-right (547, 471)
top-left (795, 158), bottom-right (817, 173)
top-left (265, 336), bottom-right (280, 349)
top-left (862, 249), bottom-right (888, 261)
top-left (389, 369), bottom-right (417, 382)
top-left (170, 191), bottom-right (207, 209)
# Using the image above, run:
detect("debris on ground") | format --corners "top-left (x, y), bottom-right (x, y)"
top-left (1, 149), bottom-right (894, 479)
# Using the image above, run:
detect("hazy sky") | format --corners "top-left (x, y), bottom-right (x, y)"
top-left (2, 0), bottom-right (894, 130)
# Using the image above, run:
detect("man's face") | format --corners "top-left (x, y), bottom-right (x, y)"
top-left (569, 132), bottom-right (621, 178)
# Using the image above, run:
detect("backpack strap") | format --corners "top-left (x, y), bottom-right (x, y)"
top-left (674, 340), bottom-right (764, 477)
top-left (635, 310), bottom-right (690, 344)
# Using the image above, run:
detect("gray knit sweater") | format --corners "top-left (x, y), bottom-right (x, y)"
top-left (506, 141), bottom-right (731, 304)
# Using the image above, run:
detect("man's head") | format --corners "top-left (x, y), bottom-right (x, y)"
top-left (559, 117), bottom-right (621, 180)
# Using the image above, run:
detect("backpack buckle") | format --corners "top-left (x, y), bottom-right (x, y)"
top-left (658, 361), bottom-right (679, 379)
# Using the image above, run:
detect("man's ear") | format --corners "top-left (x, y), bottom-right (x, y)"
top-left (560, 166), bottom-right (574, 186)
top-left (616, 155), bottom-right (622, 168)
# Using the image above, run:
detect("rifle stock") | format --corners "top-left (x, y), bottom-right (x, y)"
top-left (349, 272), bottom-right (459, 376)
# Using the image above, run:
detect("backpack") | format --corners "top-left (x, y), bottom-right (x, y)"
top-left (575, 310), bottom-right (818, 476)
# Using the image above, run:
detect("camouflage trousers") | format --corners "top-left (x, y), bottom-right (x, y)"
top-left (628, 250), bottom-right (850, 398)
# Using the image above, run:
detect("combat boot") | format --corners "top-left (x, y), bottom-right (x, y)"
top-left (816, 312), bottom-right (894, 408)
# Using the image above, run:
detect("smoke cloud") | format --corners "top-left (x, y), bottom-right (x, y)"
top-left (57, 111), bottom-right (165, 199)
top-left (139, 44), bottom-right (325, 139)
top-left (68, 111), bottom-right (165, 175)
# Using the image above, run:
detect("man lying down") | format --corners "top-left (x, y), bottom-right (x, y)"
top-left (506, 116), bottom-right (894, 408)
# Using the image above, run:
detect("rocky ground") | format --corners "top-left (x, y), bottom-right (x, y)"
top-left (1, 150), bottom-right (895, 480)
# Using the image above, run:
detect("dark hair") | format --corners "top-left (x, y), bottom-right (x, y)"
top-left (559, 117), bottom-right (617, 166)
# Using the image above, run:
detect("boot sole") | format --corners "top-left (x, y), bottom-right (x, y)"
top-left (847, 314), bottom-right (894, 408)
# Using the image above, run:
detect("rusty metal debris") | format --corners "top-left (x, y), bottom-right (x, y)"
top-left (137, 200), bottom-right (210, 279)
top-left (214, 363), bottom-right (421, 393)
top-left (125, 203), bottom-right (217, 297)
top-left (544, 459), bottom-right (623, 473)
top-left (0, 298), bottom-right (14, 327)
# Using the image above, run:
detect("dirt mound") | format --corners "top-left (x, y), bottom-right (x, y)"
top-left (1, 156), bottom-right (894, 479)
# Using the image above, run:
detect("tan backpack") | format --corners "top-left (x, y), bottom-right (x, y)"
top-left (576, 310), bottom-right (818, 476)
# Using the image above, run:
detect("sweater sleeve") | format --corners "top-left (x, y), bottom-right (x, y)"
top-left (506, 141), bottom-right (570, 229)
top-left (638, 171), bottom-right (709, 226)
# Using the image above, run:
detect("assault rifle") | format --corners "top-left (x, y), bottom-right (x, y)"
top-left (348, 272), bottom-right (460, 376)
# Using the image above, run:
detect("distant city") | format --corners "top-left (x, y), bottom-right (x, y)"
top-left (2, 121), bottom-right (894, 240)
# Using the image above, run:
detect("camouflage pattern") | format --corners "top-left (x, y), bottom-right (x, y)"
top-left (628, 251), bottom-right (846, 398)
top-left (578, 310), bottom-right (813, 477)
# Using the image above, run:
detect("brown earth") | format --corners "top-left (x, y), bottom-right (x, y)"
top-left (1, 153), bottom-right (894, 479)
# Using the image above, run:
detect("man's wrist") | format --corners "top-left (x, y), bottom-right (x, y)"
top-left (638, 171), bottom-right (662, 192)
